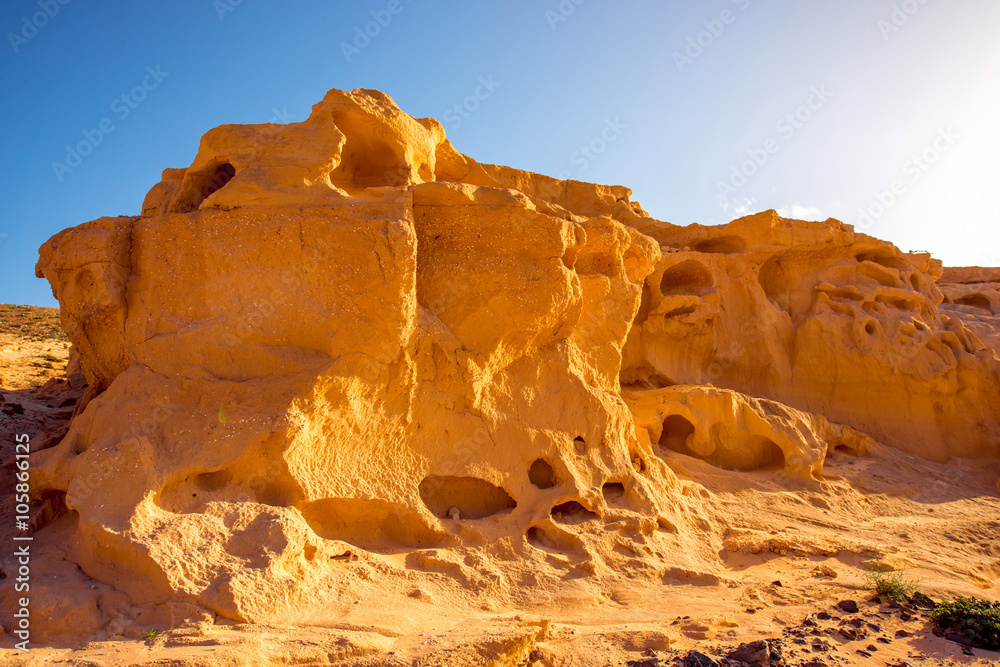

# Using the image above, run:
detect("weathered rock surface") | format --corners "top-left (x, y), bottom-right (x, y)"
top-left (620, 216), bottom-right (1000, 462)
top-left (937, 267), bottom-right (1000, 352)
top-left (8, 88), bottom-right (999, 643)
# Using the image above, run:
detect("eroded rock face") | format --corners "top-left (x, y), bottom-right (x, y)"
top-left (620, 214), bottom-right (1000, 462)
top-left (20, 88), bottom-right (1000, 635)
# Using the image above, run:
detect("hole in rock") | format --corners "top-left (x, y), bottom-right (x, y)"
top-left (303, 544), bottom-right (317, 561)
top-left (864, 321), bottom-right (877, 335)
top-left (174, 160), bottom-right (237, 212)
top-left (878, 295), bottom-right (914, 310)
top-left (300, 497), bottom-right (445, 550)
top-left (202, 162), bottom-right (235, 198)
top-left (418, 475), bottom-right (516, 520)
top-left (550, 501), bottom-right (599, 524)
top-left (629, 449), bottom-right (647, 474)
top-left (602, 482), bottom-right (626, 505)
top-left (328, 109), bottom-right (410, 189)
top-left (658, 415), bottom-right (695, 454)
top-left (663, 305), bottom-right (697, 319)
top-left (692, 236), bottom-right (746, 254)
top-left (195, 469), bottom-right (232, 491)
top-left (723, 437), bottom-right (785, 472)
top-left (834, 444), bottom-right (855, 456)
top-left (573, 436), bottom-right (587, 454)
top-left (956, 294), bottom-right (991, 311)
top-left (659, 260), bottom-right (715, 297)
top-left (529, 459), bottom-right (557, 489)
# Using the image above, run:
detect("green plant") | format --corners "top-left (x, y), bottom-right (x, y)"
top-left (930, 596), bottom-right (1000, 650)
top-left (862, 567), bottom-right (920, 603)
top-left (143, 629), bottom-right (160, 640)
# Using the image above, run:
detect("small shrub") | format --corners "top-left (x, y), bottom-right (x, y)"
top-left (930, 596), bottom-right (1000, 650)
top-left (143, 629), bottom-right (160, 640)
top-left (862, 567), bottom-right (920, 603)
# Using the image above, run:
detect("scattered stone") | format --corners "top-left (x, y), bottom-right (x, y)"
top-left (909, 592), bottom-right (937, 610)
top-left (727, 639), bottom-right (769, 665)
top-left (811, 637), bottom-right (832, 652)
top-left (838, 627), bottom-right (858, 641)
top-left (626, 658), bottom-right (659, 667)
top-left (895, 629), bottom-right (910, 638)
top-left (683, 651), bottom-right (720, 667)
top-left (836, 600), bottom-right (859, 613)
top-left (816, 611), bottom-right (833, 620)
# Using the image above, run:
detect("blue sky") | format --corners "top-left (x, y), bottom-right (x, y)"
top-left (2, 0), bottom-right (998, 307)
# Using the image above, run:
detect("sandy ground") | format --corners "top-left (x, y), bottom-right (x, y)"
top-left (0, 305), bottom-right (998, 666)
top-left (0, 304), bottom-right (70, 391)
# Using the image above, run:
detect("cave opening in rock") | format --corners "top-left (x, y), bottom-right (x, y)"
top-left (418, 475), bottom-right (517, 520)
top-left (202, 162), bottom-right (236, 199)
top-left (956, 294), bottom-right (991, 311)
top-left (550, 501), bottom-right (599, 524)
top-left (528, 459), bottom-right (557, 489)
top-left (658, 414), bottom-right (695, 454)
top-left (602, 482), bottom-right (625, 505)
top-left (659, 260), bottom-right (714, 297)
top-left (174, 160), bottom-right (237, 213)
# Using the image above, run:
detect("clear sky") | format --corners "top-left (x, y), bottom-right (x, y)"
top-left (2, 0), bottom-right (998, 307)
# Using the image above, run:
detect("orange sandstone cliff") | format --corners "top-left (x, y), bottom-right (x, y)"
top-left (4, 88), bottom-right (999, 651)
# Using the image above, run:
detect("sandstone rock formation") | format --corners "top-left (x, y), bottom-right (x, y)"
top-left (7, 88), bottom-right (999, 644)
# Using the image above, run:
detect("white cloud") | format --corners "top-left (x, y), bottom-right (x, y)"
top-left (776, 204), bottom-right (824, 220)
top-left (719, 196), bottom-right (757, 218)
